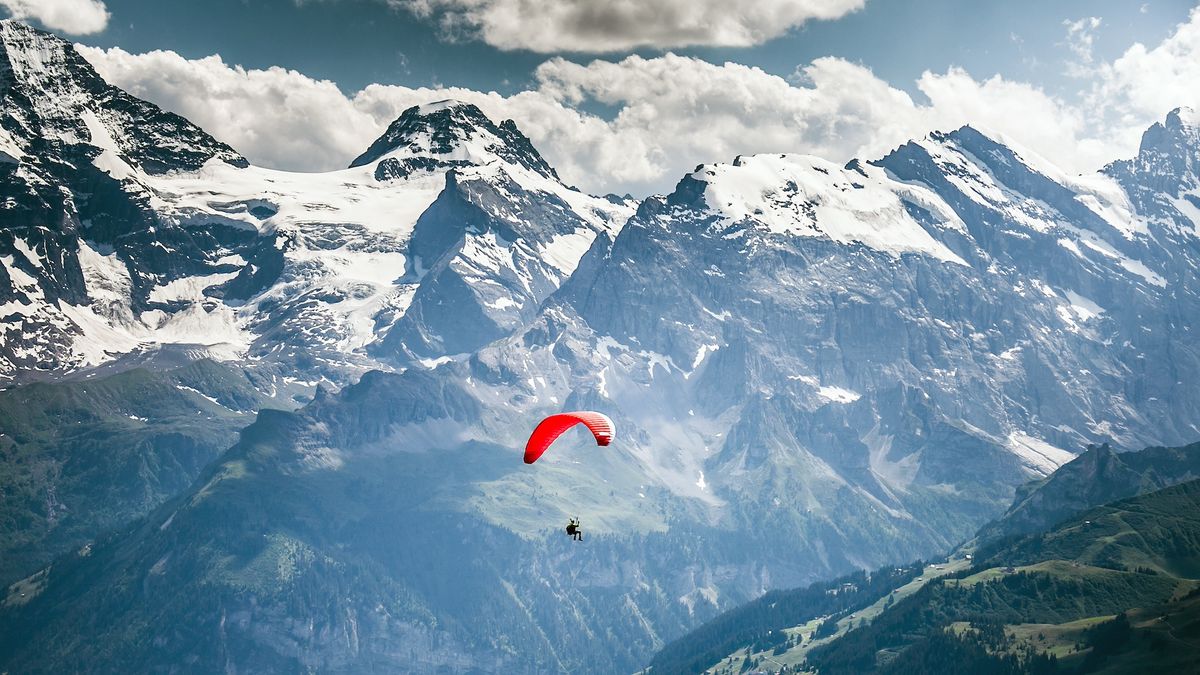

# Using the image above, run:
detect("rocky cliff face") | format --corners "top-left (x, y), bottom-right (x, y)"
top-left (0, 19), bottom-right (249, 378)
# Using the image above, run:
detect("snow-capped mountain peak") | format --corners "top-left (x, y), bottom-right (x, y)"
top-left (348, 99), bottom-right (558, 181)
top-left (1166, 105), bottom-right (1199, 132)
top-left (0, 19), bottom-right (245, 173)
top-left (1131, 106), bottom-right (1200, 164)
top-left (674, 152), bottom-right (966, 263)
top-left (1104, 108), bottom-right (1200, 232)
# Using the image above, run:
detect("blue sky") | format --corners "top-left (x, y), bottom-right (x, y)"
top-left (7, 0), bottom-right (1200, 195)
top-left (59, 0), bottom-right (1193, 100)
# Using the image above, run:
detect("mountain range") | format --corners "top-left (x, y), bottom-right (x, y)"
top-left (0, 19), bottom-right (631, 384)
top-left (1, 17), bottom-right (1200, 673)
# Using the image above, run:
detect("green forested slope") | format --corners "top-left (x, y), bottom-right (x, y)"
top-left (0, 360), bottom-right (270, 583)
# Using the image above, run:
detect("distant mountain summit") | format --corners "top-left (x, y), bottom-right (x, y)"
top-left (1109, 106), bottom-right (1200, 193)
top-left (1105, 107), bottom-right (1200, 245)
top-left (350, 99), bottom-right (558, 181)
top-left (659, 152), bottom-right (966, 262)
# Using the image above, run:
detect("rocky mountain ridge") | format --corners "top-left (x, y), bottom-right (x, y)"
top-left (0, 20), bottom-right (631, 385)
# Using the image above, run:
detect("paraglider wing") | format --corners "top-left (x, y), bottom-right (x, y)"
top-left (523, 411), bottom-right (614, 464)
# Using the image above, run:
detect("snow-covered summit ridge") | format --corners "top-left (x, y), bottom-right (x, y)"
top-left (348, 99), bottom-right (557, 182)
top-left (81, 97), bottom-right (630, 379)
top-left (652, 118), bottom-right (1187, 283)
top-left (672, 153), bottom-right (967, 263)
top-left (416, 99), bottom-right (465, 115)
top-left (879, 123), bottom-right (1168, 247)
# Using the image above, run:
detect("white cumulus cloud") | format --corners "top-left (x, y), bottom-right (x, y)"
top-left (77, 7), bottom-right (1200, 197)
top-left (1, 0), bottom-right (109, 35)
top-left (1089, 6), bottom-right (1200, 129)
top-left (394, 0), bottom-right (865, 52)
top-left (913, 67), bottom-right (1118, 171)
top-left (79, 47), bottom-right (385, 172)
top-left (1063, 16), bottom-right (1103, 72)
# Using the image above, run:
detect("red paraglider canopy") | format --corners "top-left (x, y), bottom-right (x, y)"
top-left (523, 411), bottom-right (615, 464)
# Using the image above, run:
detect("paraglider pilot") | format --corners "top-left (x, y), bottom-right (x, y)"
top-left (523, 412), bottom-right (612, 543)
top-left (565, 517), bottom-right (583, 541)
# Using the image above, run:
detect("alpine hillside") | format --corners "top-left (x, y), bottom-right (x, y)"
top-left (650, 439), bottom-right (1200, 674)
